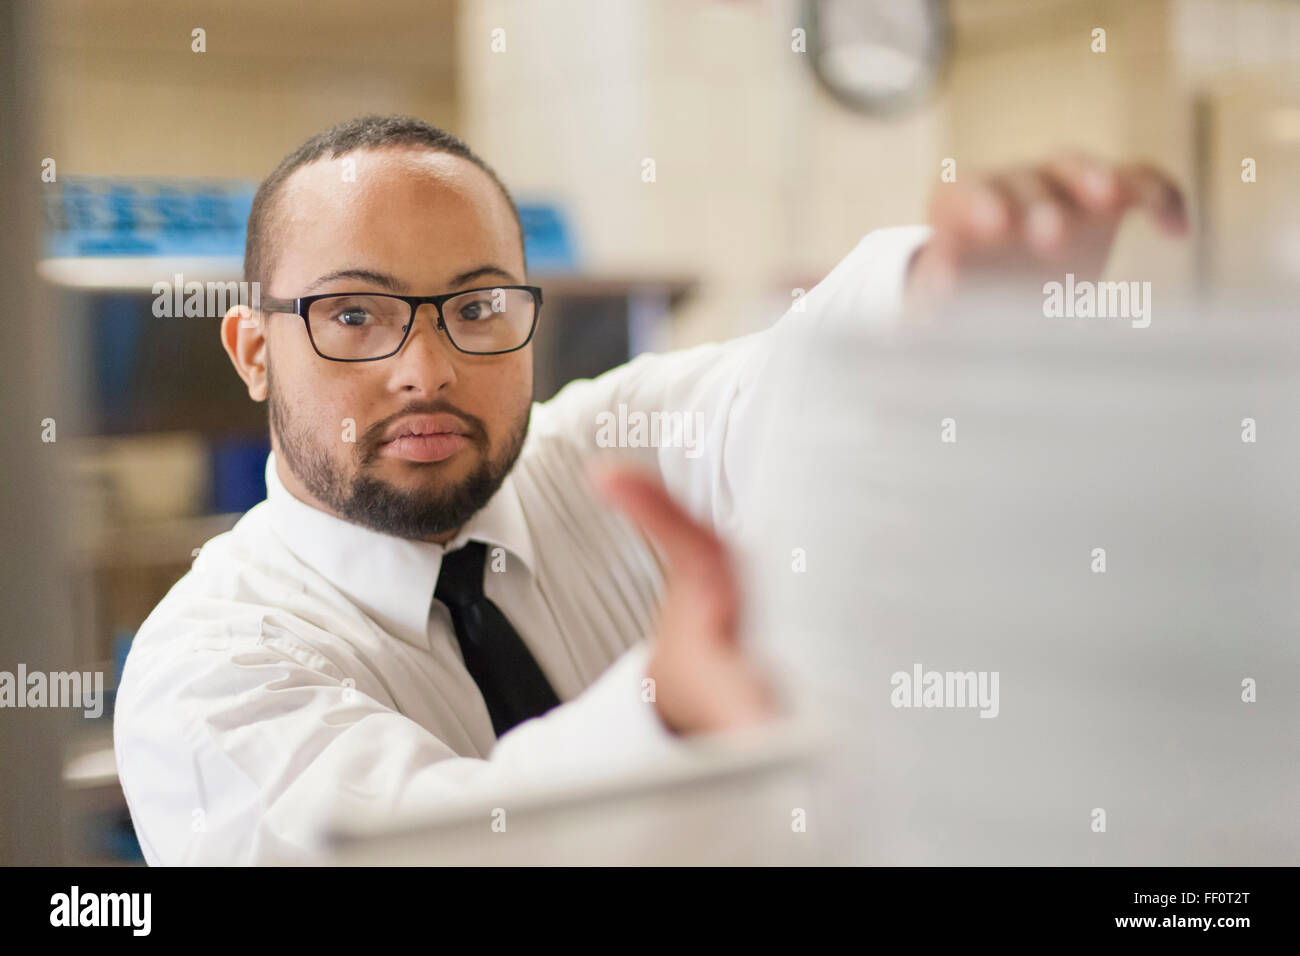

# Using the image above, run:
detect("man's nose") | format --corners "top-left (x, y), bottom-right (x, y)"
top-left (390, 303), bottom-right (459, 390)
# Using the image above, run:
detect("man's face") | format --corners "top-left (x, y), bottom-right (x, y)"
top-left (245, 146), bottom-right (532, 542)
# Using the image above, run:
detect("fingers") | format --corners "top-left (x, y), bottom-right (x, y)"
top-left (1042, 149), bottom-right (1122, 215)
top-left (1113, 161), bottom-right (1189, 235)
top-left (984, 165), bottom-right (1081, 256)
top-left (587, 464), bottom-right (738, 608)
top-left (928, 151), bottom-right (1189, 265)
top-left (928, 165), bottom-right (1080, 262)
top-left (926, 178), bottom-right (1011, 250)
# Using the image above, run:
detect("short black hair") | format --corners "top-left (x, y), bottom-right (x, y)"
top-left (243, 114), bottom-right (524, 290)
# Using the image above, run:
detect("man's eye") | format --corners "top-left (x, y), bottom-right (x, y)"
top-left (456, 299), bottom-right (495, 321)
top-left (335, 308), bottom-right (371, 327)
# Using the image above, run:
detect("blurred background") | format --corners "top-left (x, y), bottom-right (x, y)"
top-left (2, 0), bottom-right (1298, 864)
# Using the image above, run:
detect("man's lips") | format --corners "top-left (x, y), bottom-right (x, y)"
top-left (381, 413), bottom-right (471, 443)
top-left (378, 414), bottom-right (473, 463)
top-left (379, 433), bottom-right (469, 463)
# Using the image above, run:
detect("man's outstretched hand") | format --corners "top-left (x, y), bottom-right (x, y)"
top-left (590, 465), bottom-right (778, 736)
top-left (904, 150), bottom-right (1190, 318)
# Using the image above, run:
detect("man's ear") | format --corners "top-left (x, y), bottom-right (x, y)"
top-left (221, 305), bottom-right (268, 402)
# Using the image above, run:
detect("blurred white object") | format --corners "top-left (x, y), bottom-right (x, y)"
top-left (742, 297), bottom-right (1300, 865)
top-left (324, 717), bottom-right (826, 866)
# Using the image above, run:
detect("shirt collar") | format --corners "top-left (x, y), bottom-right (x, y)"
top-left (263, 449), bottom-right (536, 648)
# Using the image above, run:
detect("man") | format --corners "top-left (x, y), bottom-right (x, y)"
top-left (113, 115), bottom-right (1187, 865)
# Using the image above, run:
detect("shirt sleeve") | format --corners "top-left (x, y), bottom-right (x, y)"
top-left (528, 225), bottom-right (933, 538)
top-left (114, 618), bottom-right (702, 865)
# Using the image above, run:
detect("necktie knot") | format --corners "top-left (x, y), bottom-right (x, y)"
top-left (435, 540), bottom-right (488, 608)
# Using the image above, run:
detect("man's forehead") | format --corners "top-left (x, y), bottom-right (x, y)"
top-left (267, 145), bottom-right (522, 288)
top-left (279, 146), bottom-right (503, 221)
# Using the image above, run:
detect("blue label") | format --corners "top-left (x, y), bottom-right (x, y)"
top-left (44, 177), bottom-right (255, 258)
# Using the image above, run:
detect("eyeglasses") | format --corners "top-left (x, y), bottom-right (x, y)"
top-left (259, 285), bottom-right (543, 361)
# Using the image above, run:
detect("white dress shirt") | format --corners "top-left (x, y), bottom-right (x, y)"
top-left (112, 224), bottom-right (932, 865)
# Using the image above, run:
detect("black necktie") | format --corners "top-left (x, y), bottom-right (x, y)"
top-left (434, 540), bottom-right (560, 736)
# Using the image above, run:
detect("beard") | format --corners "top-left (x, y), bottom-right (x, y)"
top-left (266, 357), bottom-right (529, 541)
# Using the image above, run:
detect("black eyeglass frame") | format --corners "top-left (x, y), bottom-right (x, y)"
top-left (258, 285), bottom-right (544, 361)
